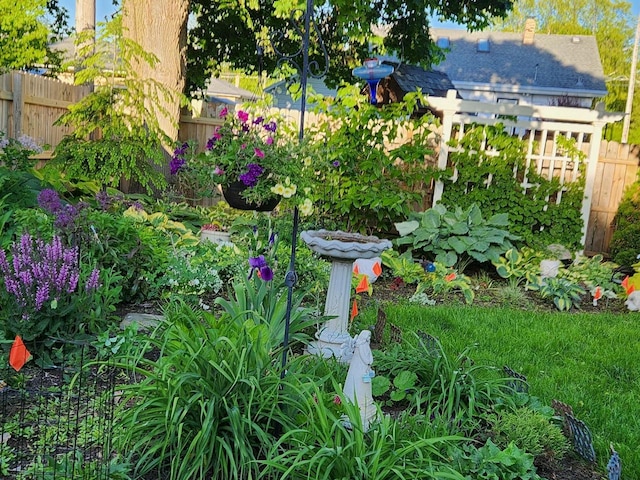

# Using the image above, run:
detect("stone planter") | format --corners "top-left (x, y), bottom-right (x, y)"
top-left (200, 230), bottom-right (232, 245)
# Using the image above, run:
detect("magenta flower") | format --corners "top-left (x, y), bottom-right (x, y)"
top-left (219, 107), bottom-right (228, 118)
top-left (237, 110), bottom-right (249, 123)
top-left (254, 147), bottom-right (265, 159)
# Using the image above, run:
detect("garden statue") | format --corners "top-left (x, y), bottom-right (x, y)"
top-left (342, 330), bottom-right (377, 431)
top-left (625, 290), bottom-right (640, 311)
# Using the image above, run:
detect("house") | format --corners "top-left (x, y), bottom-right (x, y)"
top-left (264, 76), bottom-right (337, 110)
top-left (376, 62), bottom-right (458, 115)
top-left (430, 20), bottom-right (608, 107)
top-left (191, 77), bottom-right (258, 118)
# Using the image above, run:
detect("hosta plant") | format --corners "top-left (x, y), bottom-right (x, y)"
top-left (395, 203), bottom-right (519, 272)
top-left (526, 276), bottom-right (586, 311)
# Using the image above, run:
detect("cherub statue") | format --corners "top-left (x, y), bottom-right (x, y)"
top-left (625, 290), bottom-right (640, 311)
top-left (342, 330), bottom-right (377, 431)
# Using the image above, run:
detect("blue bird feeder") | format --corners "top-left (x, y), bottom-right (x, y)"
top-left (352, 58), bottom-right (394, 105)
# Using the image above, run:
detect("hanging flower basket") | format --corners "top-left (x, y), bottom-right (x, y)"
top-left (222, 181), bottom-right (280, 211)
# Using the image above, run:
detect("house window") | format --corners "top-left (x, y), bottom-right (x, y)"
top-left (477, 38), bottom-right (490, 53)
top-left (436, 37), bottom-right (450, 49)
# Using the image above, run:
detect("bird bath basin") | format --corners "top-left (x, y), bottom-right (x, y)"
top-left (301, 230), bottom-right (392, 359)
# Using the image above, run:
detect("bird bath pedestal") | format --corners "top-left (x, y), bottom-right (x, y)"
top-left (300, 230), bottom-right (392, 360)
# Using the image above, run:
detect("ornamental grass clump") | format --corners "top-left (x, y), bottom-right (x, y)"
top-left (171, 107), bottom-right (315, 214)
top-left (0, 233), bottom-right (101, 342)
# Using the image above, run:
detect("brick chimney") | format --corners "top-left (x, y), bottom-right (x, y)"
top-left (523, 18), bottom-right (536, 45)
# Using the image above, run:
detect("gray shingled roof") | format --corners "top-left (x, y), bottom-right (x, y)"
top-left (388, 63), bottom-right (456, 97)
top-left (205, 78), bottom-right (256, 100)
top-left (431, 28), bottom-right (608, 97)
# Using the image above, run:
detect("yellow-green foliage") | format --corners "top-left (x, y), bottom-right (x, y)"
top-left (491, 407), bottom-right (570, 459)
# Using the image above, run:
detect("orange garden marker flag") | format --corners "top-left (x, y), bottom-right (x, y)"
top-left (10, 335), bottom-right (31, 372)
top-left (621, 275), bottom-right (636, 295)
top-left (351, 299), bottom-right (359, 320)
top-left (372, 261), bottom-right (382, 277)
top-left (355, 275), bottom-right (370, 294)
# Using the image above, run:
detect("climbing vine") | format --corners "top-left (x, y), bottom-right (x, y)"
top-left (439, 124), bottom-right (585, 250)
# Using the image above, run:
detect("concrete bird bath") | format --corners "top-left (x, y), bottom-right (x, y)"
top-left (300, 229), bottom-right (392, 360)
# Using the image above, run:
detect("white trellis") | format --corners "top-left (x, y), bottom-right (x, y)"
top-left (427, 90), bottom-right (623, 248)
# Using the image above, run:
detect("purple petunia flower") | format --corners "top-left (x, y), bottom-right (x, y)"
top-left (264, 121), bottom-right (277, 132)
top-left (170, 142), bottom-right (189, 174)
top-left (252, 116), bottom-right (264, 125)
top-left (170, 156), bottom-right (186, 175)
top-left (239, 163), bottom-right (264, 187)
top-left (332, 160), bottom-right (340, 167)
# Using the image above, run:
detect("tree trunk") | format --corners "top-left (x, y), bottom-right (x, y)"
top-left (121, 0), bottom-right (189, 142)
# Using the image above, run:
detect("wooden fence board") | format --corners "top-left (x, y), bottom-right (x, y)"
top-left (584, 140), bottom-right (639, 255)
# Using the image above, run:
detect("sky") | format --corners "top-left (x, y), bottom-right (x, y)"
top-left (59, 0), bottom-right (640, 31)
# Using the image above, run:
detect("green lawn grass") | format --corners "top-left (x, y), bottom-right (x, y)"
top-left (359, 303), bottom-right (640, 478)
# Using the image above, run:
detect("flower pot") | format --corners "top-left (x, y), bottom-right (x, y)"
top-left (222, 181), bottom-right (280, 211)
top-left (200, 230), bottom-right (232, 245)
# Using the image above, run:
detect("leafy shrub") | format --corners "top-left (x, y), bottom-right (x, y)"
top-left (450, 439), bottom-right (543, 480)
top-left (441, 124), bottom-right (585, 250)
top-left (492, 247), bottom-right (543, 287)
top-left (307, 90), bottom-right (438, 235)
top-left (395, 203), bottom-right (519, 271)
top-left (610, 180), bottom-right (640, 266)
top-left (491, 407), bottom-right (570, 459)
top-left (115, 301), bottom-right (285, 480)
top-left (52, 17), bottom-right (174, 193)
top-left (159, 246), bottom-right (224, 308)
top-left (561, 253), bottom-right (621, 293)
top-left (372, 336), bottom-right (512, 425)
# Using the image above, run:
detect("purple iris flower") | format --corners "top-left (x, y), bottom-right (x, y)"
top-left (248, 255), bottom-right (274, 281)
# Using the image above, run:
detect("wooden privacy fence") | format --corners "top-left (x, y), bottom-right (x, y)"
top-left (0, 72), bottom-right (91, 152)
top-left (427, 91), bottom-right (625, 253)
top-left (586, 141), bottom-right (640, 255)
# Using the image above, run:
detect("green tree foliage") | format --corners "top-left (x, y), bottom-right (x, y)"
top-left (53, 15), bottom-right (180, 193)
top-left (185, 0), bottom-right (514, 94)
top-left (0, 0), bottom-right (69, 74)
